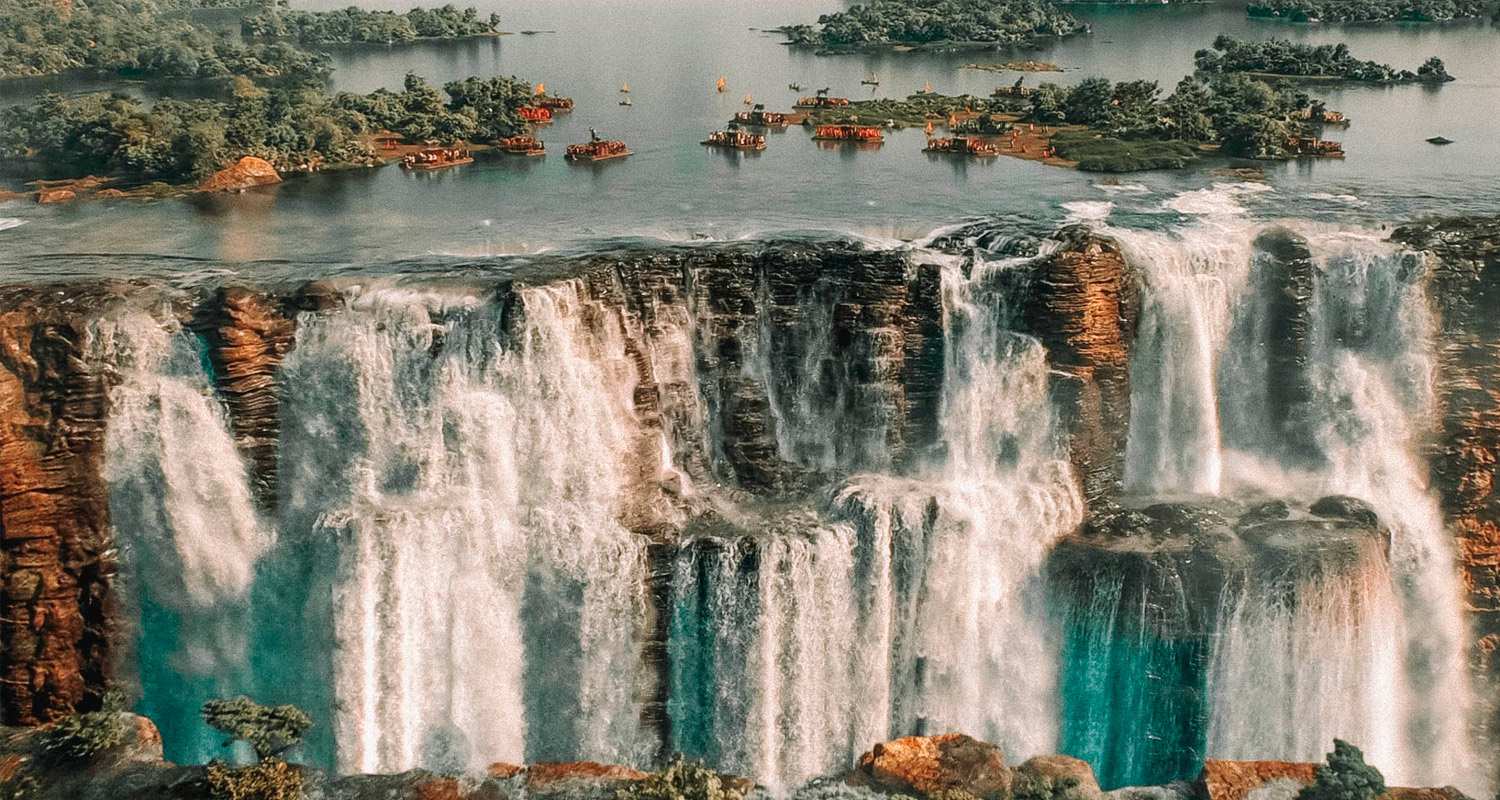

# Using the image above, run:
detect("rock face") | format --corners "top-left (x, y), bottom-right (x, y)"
top-left (198, 156), bottom-right (282, 193)
top-left (854, 733), bottom-right (1012, 799)
top-left (193, 287), bottom-right (295, 508)
top-left (1197, 760), bottom-right (1318, 800)
top-left (35, 189), bottom-right (75, 205)
top-left (0, 298), bottom-right (113, 725)
top-left (1017, 755), bottom-right (1104, 800)
top-left (1391, 217), bottom-right (1500, 703)
top-left (1250, 229), bottom-right (1319, 464)
top-left (1023, 226), bottom-right (1138, 506)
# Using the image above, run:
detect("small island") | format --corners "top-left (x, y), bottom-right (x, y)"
top-left (780, 0), bottom-right (1083, 53)
top-left (1195, 36), bottom-right (1454, 84)
top-left (1246, 0), bottom-right (1489, 22)
top-left (962, 61), bottom-right (1063, 73)
top-left (242, 4), bottom-right (502, 45)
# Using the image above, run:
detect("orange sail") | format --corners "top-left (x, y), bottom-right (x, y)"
top-left (535, 82), bottom-right (545, 95)
top-left (924, 81), bottom-right (932, 93)
top-left (925, 120), bottom-right (934, 134)
top-left (621, 82), bottom-right (629, 92)
top-left (744, 93), bottom-right (753, 105)
top-left (717, 77), bottom-right (727, 92)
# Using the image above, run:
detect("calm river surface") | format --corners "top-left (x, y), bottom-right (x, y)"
top-left (1, 0), bottom-right (1498, 277)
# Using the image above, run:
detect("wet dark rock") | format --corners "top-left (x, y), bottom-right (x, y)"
top-left (1236, 500), bottom-right (1291, 530)
top-left (1309, 495), bottom-right (1381, 528)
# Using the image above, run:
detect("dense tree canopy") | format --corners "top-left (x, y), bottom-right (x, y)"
top-left (0, 72), bottom-right (534, 184)
top-left (243, 5), bottom-right (500, 45)
top-left (782, 0), bottom-right (1082, 48)
top-left (1029, 72), bottom-right (1311, 159)
top-left (1195, 36), bottom-right (1453, 83)
top-left (0, 0), bottom-right (329, 84)
top-left (1246, 0), bottom-right (1488, 22)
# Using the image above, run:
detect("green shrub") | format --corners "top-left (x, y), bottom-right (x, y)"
top-left (617, 756), bottom-right (745, 800)
top-left (202, 697), bottom-right (313, 763)
top-left (1048, 131), bottom-right (1198, 172)
top-left (1296, 740), bottom-right (1386, 800)
top-left (35, 691), bottom-right (127, 761)
top-left (205, 759), bottom-right (304, 800)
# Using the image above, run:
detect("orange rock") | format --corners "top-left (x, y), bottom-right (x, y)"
top-left (1017, 755), bottom-right (1102, 800)
top-left (414, 777), bottom-right (463, 800)
top-left (36, 189), bottom-right (76, 205)
top-left (1197, 759), bottom-right (1318, 800)
top-left (199, 156), bottom-right (282, 193)
top-left (487, 762), bottom-right (524, 778)
top-left (526, 761), bottom-right (648, 791)
top-left (854, 733), bottom-right (1012, 799)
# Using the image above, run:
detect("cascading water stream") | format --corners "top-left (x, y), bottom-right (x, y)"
top-left (100, 309), bottom-right (271, 764)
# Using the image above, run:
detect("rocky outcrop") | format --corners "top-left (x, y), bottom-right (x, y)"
top-left (35, 190), bottom-right (75, 205)
top-left (853, 733), bottom-right (1012, 799)
top-left (198, 156), bottom-right (281, 193)
top-left (0, 298), bottom-right (113, 725)
top-left (1196, 760), bottom-right (1318, 800)
top-left (1017, 755), bottom-right (1103, 800)
top-left (193, 288), bottom-right (295, 509)
top-left (1391, 217), bottom-right (1500, 697)
top-left (1252, 229), bottom-right (1319, 464)
top-left (1024, 227), bottom-right (1137, 506)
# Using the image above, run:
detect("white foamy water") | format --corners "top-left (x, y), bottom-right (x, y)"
top-left (0, 218), bottom-right (25, 232)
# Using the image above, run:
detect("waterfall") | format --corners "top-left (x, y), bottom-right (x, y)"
top-left (100, 309), bottom-right (271, 764)
top-left (273, 283), bottom-right (647, 774)
top-left (1105, 202), bottom-right (1476, 792)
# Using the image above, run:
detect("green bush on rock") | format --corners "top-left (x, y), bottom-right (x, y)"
top-left (1297, 740), bottom-right (1386, 800)
top-left (205, 759), bottom-right (304, 800)
top-left (618, 756), bottom-right (745, 800)
top-left (202, 696), bottom-right (313, 763)
top-left (34, 691), bottom-right (128, 761)
top-left (1012, 774), bottom-right (1086, 800)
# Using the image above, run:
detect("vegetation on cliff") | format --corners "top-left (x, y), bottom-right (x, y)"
top-left (1196, 36), bottom-right (1453, 83)
top-left (34, 692), bottom-right (127, 761)
top-left (0, 0), bottom-right (328, 85)
top-left (242, 4), bottom-right (500, 45)
top-left (1246, 0), bottom-right (1489, 22)
top-left (0, 73), bottom-right (533, 184)
top-left (1296, 740), bottom-right (1386, 800)
top-left (781, 0), bottom-right (1082, 50)
top-left (617, 757), bottom-right (746, 800)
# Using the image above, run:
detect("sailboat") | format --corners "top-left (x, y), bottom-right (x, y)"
top-left (535, 82), bottom-right (546, 96)
top-left (717, 77), bottom-right (727, 92)
top-left (862, 72), bottom-right (880, 86)
top-left (744, 93), bottom-right (753, 105)
top-left (922, 81), bottom-right (932, 93)
top-left (620, 96), bottom-right (632, 106)
top-left (620, 82), bottom-right (630, 93)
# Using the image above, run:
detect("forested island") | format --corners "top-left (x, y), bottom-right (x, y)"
top-left (1246, 0), bottom-right (1490, 22)
top-left (1196, 36), bottom-right (1453, 83)
top-left (1023, 73), bottom-right (1328, 170)
top-left (780, 0), bottom-right (1082, 51)
top-left (0, 73), bottom-right (534, 185)
top-left (242, 5), bottom-right (501, 45)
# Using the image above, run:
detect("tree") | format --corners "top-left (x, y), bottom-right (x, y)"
top-left (1164, 77), bottom-right (1215, 141)
top-left (201, 697), bottom-right (313, 763)
top-left (1107, 79), bottom-right (1161, 134)
top-left (1063, 77), bottom-right (1113, 128)
top-left (1030, 83), bottom-right (1068, 123)
top-left (35, 691), bottom-right (128, 761)
top-left (1297, 740), bottom-right (1386, 800)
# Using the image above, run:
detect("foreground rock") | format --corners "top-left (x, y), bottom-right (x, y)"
top-left (199, 156), bottom-right (282, 193)
top-left (853, 733), bottom-right (1014, 798)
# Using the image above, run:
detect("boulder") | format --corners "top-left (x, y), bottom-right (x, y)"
top-left (199, 156), bottom-right (282, 193)
top-left (854, 733), bottom-right (1012, 799)
top-left (1016, 755), bottom-right (1103, 800)
top-left (93, 189), bottom-right (128, 199)
top-left (487, 762), bottom-right (524, 778)
top-left (1197, 759), bottom-right (1317, 800)
top-left (36, 189), bottom-right (76, 205)
top-left (1309, 495), bottom-right (1380, 528)
top-left (526, 761), bottom-right (648, 795)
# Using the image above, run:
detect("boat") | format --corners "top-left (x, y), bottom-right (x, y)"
top-left (401, 146), bottom-right (474, 170)
top-left (1285, 136), bottom-right (1344, 158)
top-left (621, 82), bottom-right (630, 93)
top-left (862, 73), bottom-right (880, 87)
top-left (537, 95), bottom-right (574, 112)
top-left (788, 83), bottom-right (802, 91)
top-left (921, 81), bottom-right (932, 93)
top-left (794, 94), bottom-right (851, 110)
top-left (518, 106), bottom-right (552, 124)
top-left (498, 135), bottom-right (546, 156)
top-left (620, 97), bottom-right (632, 106)
top-left (717, 77), bottom-right (727, 92)
top-left (702, 127), bottom-right (766, 151)
top-left (923, 135), bottom-right (999, 157)
top-left (566, 129), bottom-right (631, 163)
top-left (811, 124), bottom-right (884, 143)
top-left (734, 104), bottom-right (796, 127)
top-left (1427, 136), bottom-right (1455, 145)
top-left (745, 93), bottom-right (755, 105)
top-left (1290, 107), bottom-right (1349, 126)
